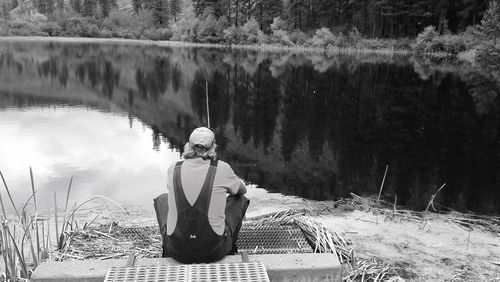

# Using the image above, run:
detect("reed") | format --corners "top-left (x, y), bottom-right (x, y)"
top-left (57, 176), bottom-right (73, 250)
top-left (422, 183), bottom-right (446, 220)
top-left (377, 164), bottom-right (389, 206)
top-left (0, 169), bottom-right (131, 279)
top-left (0, 169), bottom-right (47, 280)
top-left (55, 193), bottom-right (128, 253)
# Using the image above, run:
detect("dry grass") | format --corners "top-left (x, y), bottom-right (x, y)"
top-left (246, 210), bottom-right (405, 282)
top-left (51, 225), bottom-right (162, 261)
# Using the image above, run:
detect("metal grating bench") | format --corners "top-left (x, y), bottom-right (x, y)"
top-left (237, 224), bottom-right (312, 254)
top-left (104, 262), bottom-right (270, 282)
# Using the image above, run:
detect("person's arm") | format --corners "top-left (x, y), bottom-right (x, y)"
top-left (218, 161), bottom-right (248, 196)
top-left (234, 180), bottom-right (247, 196)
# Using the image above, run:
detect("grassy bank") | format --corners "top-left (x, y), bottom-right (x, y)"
top-left (0, 35), bottom-right (412, 57)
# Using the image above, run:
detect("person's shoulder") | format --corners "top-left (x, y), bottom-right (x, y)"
top-left (216, 159), bottom-right (234, 171)
top-left (167, 160), bottom-right (182, 171)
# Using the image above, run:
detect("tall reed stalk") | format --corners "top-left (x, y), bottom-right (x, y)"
top-left (0, 169), bottom-right (51, 280)
top-left (0, 168), bottom-right (128, 279)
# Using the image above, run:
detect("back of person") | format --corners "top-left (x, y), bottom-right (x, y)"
top-left (154, 127), bottom-right (249, 263)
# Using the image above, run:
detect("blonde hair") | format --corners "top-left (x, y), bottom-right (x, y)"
top-left (182, 142), bottom-right (217, 160)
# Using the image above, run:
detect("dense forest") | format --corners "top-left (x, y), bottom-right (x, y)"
top-left (0, 0), bottom-right (499, 54)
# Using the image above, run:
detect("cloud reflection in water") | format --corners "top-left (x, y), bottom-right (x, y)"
top-left (0, 106), bottom-right (178, 211)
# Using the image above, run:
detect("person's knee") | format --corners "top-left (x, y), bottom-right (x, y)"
top-left (154, 193), bottom-right (169, 236)
top-left (227, 194), bottom-right (249, 203)
top-left (154, 193), bottom-right (169, 204)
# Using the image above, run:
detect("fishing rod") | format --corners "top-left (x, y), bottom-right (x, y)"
top-left (205, 81), bottom-right (211, 129)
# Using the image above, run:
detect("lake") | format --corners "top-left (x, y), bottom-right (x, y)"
top-left (0, 40), bottom-right (499, 215)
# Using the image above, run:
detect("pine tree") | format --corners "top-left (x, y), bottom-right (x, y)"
top-left (36, 0), bottom-right (47, 14)
top-left (481, 0), bottom-right (500, 37)
top-left (1, 2), bottom-right (8, 18)
top-left (56, 0), bottom-right (64, 12)
top-left (46, 0), bottom-right (54, 15)
top-left (132, 0), bottom-right (141, 13)
top-left (170, 0), bottom-right (181, 21)
top-left (83, 0), bottom-right (97, 16)
top-left (253, 0), bottom-right (282, 33)
top-left (152, 0), bottom-right (169, 26)
top-left (99, 0), bottom-right (110, 17)
top-left (72, 0), bottom-right (82, 13)
top-left (193, 0), bottom-right (220, 17)
top-left (288, 0), bottom-right (307, 30)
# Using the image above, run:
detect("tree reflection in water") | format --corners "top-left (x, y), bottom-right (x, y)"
top-left (0, 41), bottom-right (499, 214)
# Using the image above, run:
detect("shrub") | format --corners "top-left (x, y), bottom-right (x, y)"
top-left (289, 30), bottom-right (308, 45)
top-left (344, 28), bottom-right (362, 47)
top-left (414, 26), bottom-right (467, 54)
top-left (0, 25), bottom-right (7, 36)
top-left (197, 14), bottom-right (221, 43)
top-left (308, 27), bottom-right (335, 48)
top-left (97, 29), bottom-right (112, 38)
top-left (269, 17), bottom-right (293, 46)
top-left (431, 34), bottom-right (467, 54)
top-left (60, 16), bottom-right (100, 37)
top-left (143, 28), bottom-right (173, 41)
top-left (392, 38), bottom-right (413, 50)
top-left (461, 26), bottom-right (483, 49)
top-left (102, 9), bottom-right (154, 34)
top-left (222, 25), bottom-right (242, 44)
top-left (478, 39), bottom-right (500, 68)
top-left (270, 17), bottom-right (287, 32)
top-left (240, 17), bottom-right (264, 44)
top-left (6, 19), bottom-right (46, 36)
top-left (269, 29), bottom-right (292, 46)
top-left (215, 16), bottom-right (229, 40)
top-left (171, 5), bottom-right (198, 41)
top-left (413, 25), bottom-right (438, 53)
top-left (102, 10), bottom-right (130, 31)
top-left (41, 21), bottom-right (63, 36)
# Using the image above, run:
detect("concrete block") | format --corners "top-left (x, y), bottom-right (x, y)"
top-left (32, 253), bottom-right (344, 282)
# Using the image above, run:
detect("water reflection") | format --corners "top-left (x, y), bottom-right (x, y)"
top-left (0, 107), bottom-right (177, 209)
top-left (0, 41), bottom-right (499, 214)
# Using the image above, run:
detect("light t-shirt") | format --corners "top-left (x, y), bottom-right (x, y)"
top-left (166, 158), bottom-right (244, 235)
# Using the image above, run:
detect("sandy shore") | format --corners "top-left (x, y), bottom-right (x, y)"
top-left (314, 210), bottom-right (499, 281)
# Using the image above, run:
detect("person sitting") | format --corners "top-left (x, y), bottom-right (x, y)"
top-left (154, 127), bottom-right (249, 263)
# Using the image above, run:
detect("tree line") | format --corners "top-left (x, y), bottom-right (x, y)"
top-left (190, 0), bottom-right (490, 37)
top-left (1, 0), bottom-right (492, 36)
top-left (0, 0), bottom-right (498, 55)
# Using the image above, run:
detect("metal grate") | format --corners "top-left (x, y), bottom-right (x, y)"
top-left (114, 226), bottom-right (159, 241)
top-left (104, 262), bottom-right (270, 282)
top-left (237, 224), bottom-right (312, 254)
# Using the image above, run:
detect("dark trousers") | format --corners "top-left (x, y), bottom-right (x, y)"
top-left (153, 193), bottom-right (249, 257)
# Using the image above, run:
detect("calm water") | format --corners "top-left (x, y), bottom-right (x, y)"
top-left (0, 41), bottom-right (499, 214)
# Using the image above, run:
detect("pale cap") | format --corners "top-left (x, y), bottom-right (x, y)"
top-left (189, 127), bottom-right (215, 148)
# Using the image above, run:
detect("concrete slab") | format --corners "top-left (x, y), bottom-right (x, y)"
top-left (32, 253), bottom-right (345, 282)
